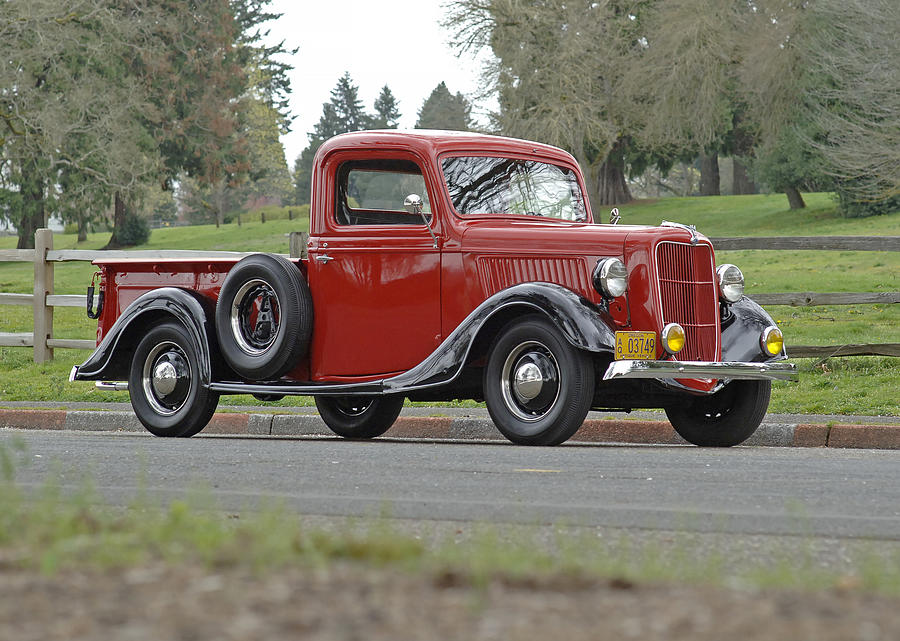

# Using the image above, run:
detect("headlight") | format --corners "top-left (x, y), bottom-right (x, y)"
top-left (761, 326), bottom-right (784, 356)
top-left (716, 264), bottom-right (744, 303)
top-left (661, 323), bottom-right (686, 355)
top-left (593, 258), bottom-right (628, 298)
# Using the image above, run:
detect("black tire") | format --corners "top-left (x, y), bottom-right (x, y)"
top-left (484, 315), bottom-right (594, 446)
top-left (216, 254), bottom-right (312, 380)
top-left (665, 380), bottom-right (771, 447)
top-left (128, 321), bottom-right (220, 437)
top-left (315, 395), bottom-right (404, 439)
top-left (252, 393), bottom-right (285, 402)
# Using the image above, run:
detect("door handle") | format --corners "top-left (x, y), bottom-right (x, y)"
top-left (315, 254), bottom-right (334, 264)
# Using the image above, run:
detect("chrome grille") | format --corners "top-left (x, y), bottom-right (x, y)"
top-left (655, 242), bottom-right (719, 361)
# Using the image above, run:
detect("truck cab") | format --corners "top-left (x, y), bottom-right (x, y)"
top-left (72, 130), bottom-right (796, 446)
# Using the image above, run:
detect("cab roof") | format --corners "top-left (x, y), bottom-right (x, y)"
top-left (315, 129), bottom-right (579, 166)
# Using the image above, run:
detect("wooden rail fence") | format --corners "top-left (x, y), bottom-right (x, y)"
top-left (709, 236), bottom-right (900, 358)
top-left (1, 229), bottom-right (897, 362)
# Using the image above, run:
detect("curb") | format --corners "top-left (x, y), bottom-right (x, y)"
top-left (2, 408), bottom-right (900, 449)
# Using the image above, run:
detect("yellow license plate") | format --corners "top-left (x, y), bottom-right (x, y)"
top-left (615, 331), bottom-right (657, 360)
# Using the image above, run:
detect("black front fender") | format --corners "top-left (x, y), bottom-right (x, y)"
top-left (383, 283), bottom-right (614, 392)
top-left (721, 296), bottom-right (786, 363)
top-left (72, 287), bottom-right (217, 383)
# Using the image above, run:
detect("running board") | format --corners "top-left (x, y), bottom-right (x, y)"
top-left (208, 380), bottom-right (385, 396)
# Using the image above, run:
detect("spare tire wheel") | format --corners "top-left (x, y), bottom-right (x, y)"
top-left (215, 253), bottom-right (312, 380)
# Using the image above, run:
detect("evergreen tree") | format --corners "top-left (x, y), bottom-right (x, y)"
top-left (293, 73), bottom-right (374, 204)
top-left (330, 72), bottom-right (369, 133)
top-left (292, 145), bottom-right (318, 206)
top-left (373, 85), bottom-right (401, 129)
top-left (415, 82), bottom-right (472, 131)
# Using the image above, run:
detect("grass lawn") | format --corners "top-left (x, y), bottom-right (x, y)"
top-left (617, 192), bottom-right (900, 236)
top-left (1, 194), bottom-right (898, 415)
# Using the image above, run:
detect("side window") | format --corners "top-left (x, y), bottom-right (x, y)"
top-left (336, 159), bottom-right (432, 226)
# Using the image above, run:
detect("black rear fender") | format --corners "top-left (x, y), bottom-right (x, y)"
top-left (72, 288), bottom-right (219, 383)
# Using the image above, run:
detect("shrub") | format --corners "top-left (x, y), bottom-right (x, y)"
top-left (835, 189), bottom-right (900, 219)
top-left (117, 211), bottom-right (150, 246)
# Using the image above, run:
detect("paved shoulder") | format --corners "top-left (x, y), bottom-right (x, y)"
top-left (1, 404), bottom-right (899, 449)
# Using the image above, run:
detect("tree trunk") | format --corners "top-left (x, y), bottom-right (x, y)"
top-left (699, 153), bottom-right (720, 196)
top-left (785, 186), bottom-right (806, 209)
top-left (104, 191), bottom-right (128, 249)
top-left (15, 167), bottom-right (45, 249)
top-left (590, 159), bottom-right (632, 216)
top-left (212, 180), bottom-right (227, 227)
top-left (576, 139), bottom-right (632, 219)
top-left (732, 157), bottom-right (757, 195)
top-left (77, 218), bottom-right (88, 243)
top-left (16, 208), bottom-right (42, 250)
top-left (681, 163), bottom-right (695, 197)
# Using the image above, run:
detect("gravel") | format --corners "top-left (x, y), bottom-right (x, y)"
top-left (3, 563), bottom-right (899, 641)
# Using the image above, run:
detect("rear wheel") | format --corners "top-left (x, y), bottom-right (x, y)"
top-left (128, 321), bottom-right (219, 437)
top-left (315, 395), bottom-right (405, 439)
top-left (484, 315), bottom-right (594, 446)
top-left (665, 379), bottom-right (771, 447)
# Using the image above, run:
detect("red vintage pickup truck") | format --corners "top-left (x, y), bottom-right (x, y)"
top-left (71, 130), bottom-right (796, 446)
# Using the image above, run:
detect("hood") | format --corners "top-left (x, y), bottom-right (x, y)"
top-left (460, 218), bottom-right (709, 258)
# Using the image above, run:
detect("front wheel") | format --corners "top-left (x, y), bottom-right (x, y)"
top-left (665, 380), bottom-right (771, 447)
top-left (128, 321), bottom-right (219, 437)
top-left (315, 395), bottom-right (404, 439)
top-left (484, 315), bottom-right (595, 446)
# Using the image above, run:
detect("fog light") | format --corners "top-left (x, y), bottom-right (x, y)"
top-left (661, 323), bottom-right (686, 355)
top-left (761, 326), bottom-right (784, 356)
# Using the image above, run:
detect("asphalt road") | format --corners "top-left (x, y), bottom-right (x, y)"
top-left (5, 430), bottom-right (900, 540)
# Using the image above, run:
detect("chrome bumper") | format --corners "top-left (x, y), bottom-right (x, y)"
top-left (70, 365), bottom-right (129, 391)
top-left (603, 359), bottom-right (798, 382)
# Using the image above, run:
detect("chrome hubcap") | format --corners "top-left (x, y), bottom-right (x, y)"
top-left (152, 361), bottom-right (178, 397)
top-left (231, 279), bottom-right (281, 356)
top-left (142, 341), bottom-right (192, 416)
top-left (500, 340), bottom-right (560, 423)
top-left (513, 362), bottom-right (544, 402)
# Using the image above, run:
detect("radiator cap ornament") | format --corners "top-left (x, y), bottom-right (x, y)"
top-left (660, 220), bottom-right (700, 245)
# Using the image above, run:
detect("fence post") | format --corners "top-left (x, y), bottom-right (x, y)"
top-left (289, 231), bottom-right (309, 259)
top-left (33, 228), bottom-right (54, 362)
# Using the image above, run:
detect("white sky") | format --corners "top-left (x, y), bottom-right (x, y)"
top-left (264, 0), bottom-right (495, 165)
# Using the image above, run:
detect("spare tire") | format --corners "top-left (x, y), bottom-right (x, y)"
top-left (215, 253), bottom-right (312, 380)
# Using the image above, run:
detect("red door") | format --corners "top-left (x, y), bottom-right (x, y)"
top-left (308, 154), bottom-right (442, 378)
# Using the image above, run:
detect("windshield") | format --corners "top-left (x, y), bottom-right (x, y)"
top-left (442, 156), bottom-right (588, 222)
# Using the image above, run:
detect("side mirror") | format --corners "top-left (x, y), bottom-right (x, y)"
top-left (404, 193), bottom-right (423, 215)
top-left (404, 193), bottom-right (438, 249)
